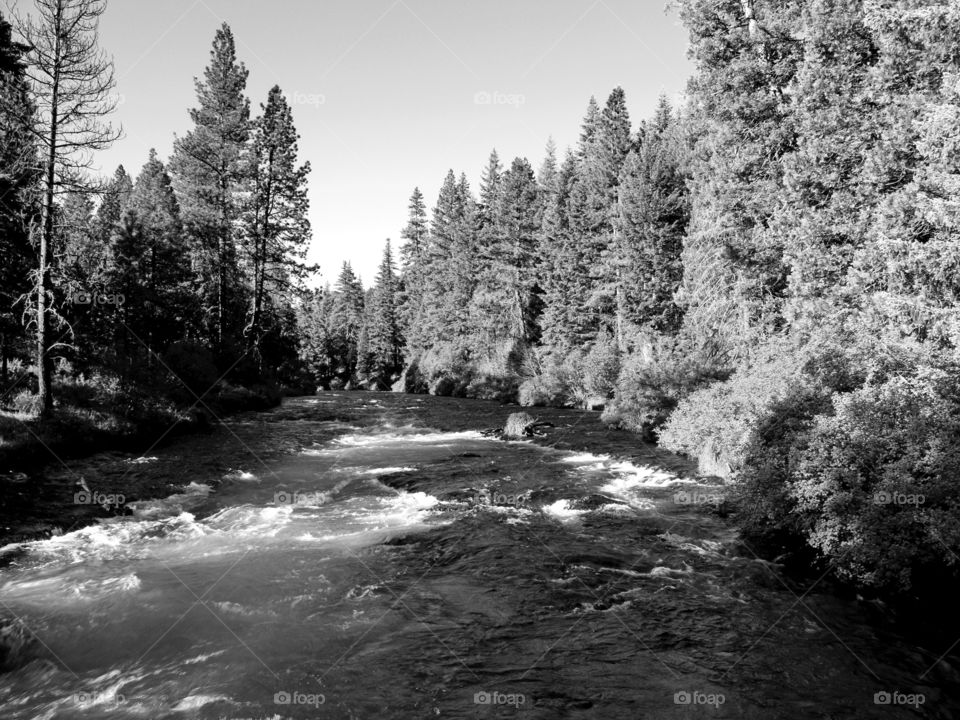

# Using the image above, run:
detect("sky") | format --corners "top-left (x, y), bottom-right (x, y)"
top-left (83, 0), bottom-right (694, 286)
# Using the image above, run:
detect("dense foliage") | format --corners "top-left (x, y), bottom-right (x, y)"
top-left (307, 0), bottom-right (960, 596)
top-left (0, 12), bottom-right (315, 418)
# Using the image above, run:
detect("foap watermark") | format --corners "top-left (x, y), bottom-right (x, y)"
top-left (474, 90), bottom-right (525, 108)
top-left (874, 491), bottom-right (925, 506)
top-left (68, 291), bottom-right (125, 306)
top-left (274, 490), bottom-right (325, 506)
top-left (874, 691), bottom-right (925, 707)
top-left (274, 690), bottom-right (325, 708)
top-left (474, 690), bottom-right (526, 707)
top-left (73, 691), bottom-right (125, 707)
top-left (673, 490), bottom-right (723, 506)
top-left (74, 490), bottom-right (125, 508)
top-left (290, 91), bottom-right (326, 108)
top-left (674, 690), bottom-right (725, 707)
top-left (475, 489), bottom-right (527, 508)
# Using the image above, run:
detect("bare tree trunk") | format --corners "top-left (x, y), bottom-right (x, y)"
top-left (741, 0), bottom-right (758, 37)
top-left (37, 38), bottom-right (60, 417)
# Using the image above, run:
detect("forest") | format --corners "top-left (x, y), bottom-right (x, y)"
top-left (3, 0), bottom-right (960, 605)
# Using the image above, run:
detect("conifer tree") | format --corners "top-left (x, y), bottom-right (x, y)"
top-left (244, 85), bottom-right (313, 367)
top-left (17, 0), bottom-right (121, 412)
top-left (170, 22), bottom-right (250, 357)
top-left (366, 241), bottom-right (402, 385)
top-left (397, 187), bottom-right (428, 351)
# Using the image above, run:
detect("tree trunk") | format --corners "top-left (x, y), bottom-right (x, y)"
top-left (37, 44), bottom-right (61, 417)
top-left (741, 0), bottom-right (758, 37)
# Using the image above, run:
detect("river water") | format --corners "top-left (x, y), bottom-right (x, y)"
top-left (0, 393), bottom-right (957, 719)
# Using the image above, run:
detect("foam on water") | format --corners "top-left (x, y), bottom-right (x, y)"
top-left (542, 499), bottom-right (587, 521)
top-left (127, 482), bottom-right (213, 519)
top-left (332, 429), bottom-right (484, 447)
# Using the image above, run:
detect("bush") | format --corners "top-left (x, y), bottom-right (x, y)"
top-left (582, 331), bottom-right (620, 399)
top-left (8, 389), bottom-right (42, 416)
top-left (464, 373), bottom-right (519, 403)
top-left (753, 361), bottom-right (960, 593)
top-left (518, 349), bottom-right (585, 408)
top-left (605, 334), bottom-right (730, 442)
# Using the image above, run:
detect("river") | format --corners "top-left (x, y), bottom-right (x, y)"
top-left (0, 392), bottom-right (956, 719)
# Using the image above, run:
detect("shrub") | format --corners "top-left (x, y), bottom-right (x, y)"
top-left (518, 349), bottom-right (585, 408)
top-left (582, 331), bottom-right (620, 399)
top-left (605, 334), bottom-right (730, 442)
top-left (464, 373), bottom-right (518, 403)
top-left (774, 362), bottom-right (960, 592)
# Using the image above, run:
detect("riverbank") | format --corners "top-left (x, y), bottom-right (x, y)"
top-left (0, 382), bottom-right (286, 546)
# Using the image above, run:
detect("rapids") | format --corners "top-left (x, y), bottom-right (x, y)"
top-left (0, 393), bottom-right (956, 718)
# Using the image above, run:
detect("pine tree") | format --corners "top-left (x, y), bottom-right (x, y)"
top-left (113, 150), bottom-right (193, 359)
top-left (617, 97), bottom-right (689, 335)
top-left (170, 22), bottom-right (251, 357)
top-left (397, 187), bottom-right (428, 353)
top-left (421, 171), bottom-right (477, 346)
top-left (244, 85), bottom-right (313, 367)
top-left (677, 0), bottom-right (804, 356)
top-left (540, 150), bottom-right (584, 355)
top-left (366, 241), bottom-right (402, 385)
top-left (18, 0), bottom-right (121, 412)
top-left (326, 262), bottom-right (365, 381)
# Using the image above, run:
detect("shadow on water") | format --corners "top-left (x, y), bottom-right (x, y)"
top-left (0, 391), bottom-right (957, 719)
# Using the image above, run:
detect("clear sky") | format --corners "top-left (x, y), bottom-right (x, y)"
top-left (88, 0), bottom-right (693, 286)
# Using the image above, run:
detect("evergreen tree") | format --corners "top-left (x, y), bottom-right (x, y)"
top-left (108, 150), bottom-right (193, 362)
top-left (170, 22), bottom-right (250, 357)
top-left (540, 150), bottom-right (583, 355)
top-left (365, 241), bottom-right (402, 385)
top-left (18, 0), bottom-right (121, 413)
top-left (397, 187), bottom-right (428, 352)
top-left (243, 85), bottom-right (313, 367)
top-left (677, 0), bottom-right (804, 357)
top-left (617, 98), bottom-right (689, 335)
top-left (326, 262), bottom-right (365, 382)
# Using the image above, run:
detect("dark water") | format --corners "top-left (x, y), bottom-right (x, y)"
top-left (0, 393), bottom-right (957, 719)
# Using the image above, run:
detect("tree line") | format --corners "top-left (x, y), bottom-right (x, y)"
top-left (309, 0), bottom-right (960, 598)
top-left (0, 1), bottom-right (314, 415)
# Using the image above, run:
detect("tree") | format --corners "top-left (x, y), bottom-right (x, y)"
top-left (420, 170), bottom-right (477, 347)
top-left (16, 0), bottom-right (121, 414)
top-left (170, 22), bottom-right (250, 357)
top-left (0, 10), bottom-right (37, 387)
top-left (325, 262), bottom-right (365, 382)
top-left (474, 157), bottom-right (541, 346)
top-left (243, 85), bottom-right (313, 367)
top-left (539, 149), bottom-right (582, 355)
top-left (617, 97), bottom-right (689, 335)
top-left (108, 150), bottom-right (192, 364)
top-left (397, 187), bottom-right (428, 353)
top-left (676, 0), bottom-right (804, 358)
top-left (365, 241), bottom-right (402, 385)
